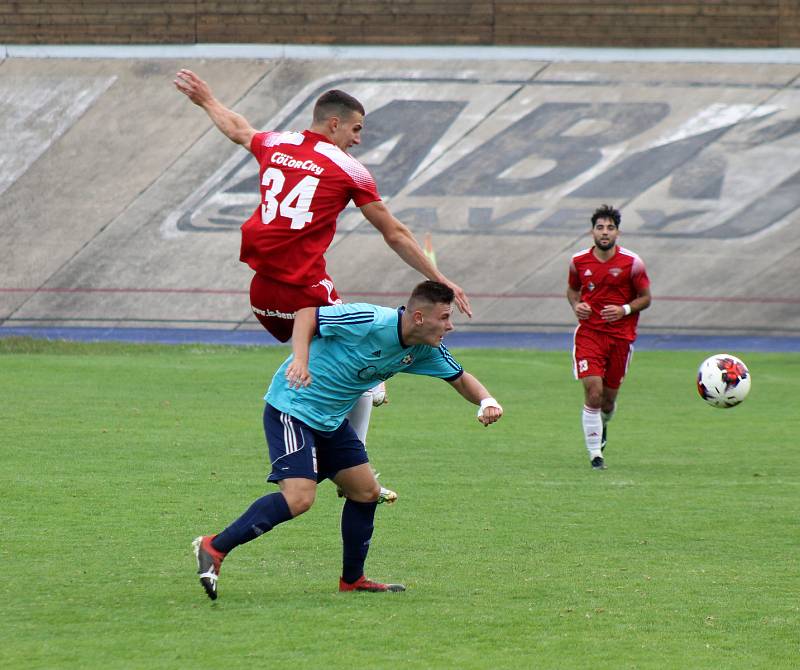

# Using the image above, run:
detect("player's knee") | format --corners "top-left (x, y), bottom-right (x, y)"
top-left (343, 482), bottom-right (381, 503)
top-left (585, 391), bottom-right (603, 408)
top-left (282, 488), bottom-right (316, 516)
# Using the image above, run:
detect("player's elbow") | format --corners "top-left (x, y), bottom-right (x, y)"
top-left (382, 228), bottom-right (410, 249)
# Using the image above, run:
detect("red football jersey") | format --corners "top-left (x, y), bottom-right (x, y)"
top-left (239, 130), bottom-right (381, 285)
top-left (568, 246), bottom-right (650, 341)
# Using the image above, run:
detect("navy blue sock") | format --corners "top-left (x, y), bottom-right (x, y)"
top-left (211, 492), bottom-right (292, 554)
top-left (341, 499), bottom-right (378, 584)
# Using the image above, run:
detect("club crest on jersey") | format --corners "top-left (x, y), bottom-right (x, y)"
top-left (587, 282), bottom-right (595, 291)
top-left (401, 354), bottom-right (414, 365)
top-left (357, 365), bottom-right (396, 382)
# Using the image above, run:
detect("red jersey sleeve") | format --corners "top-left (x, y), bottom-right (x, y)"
top-left (311, 140), bottom-right (380, 207)
top-left (631, 255), bottom-right (650, 293)
top-left (249, 131), bottom-right (279, 162)
top-left (568, 259), bottom-right (581, 291)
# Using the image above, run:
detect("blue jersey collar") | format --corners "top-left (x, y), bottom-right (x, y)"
top-left (397, 306), bottom-right (409, 348)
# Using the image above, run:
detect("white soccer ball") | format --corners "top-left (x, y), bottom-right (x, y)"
top-left (696, 354), bottom-right (751, 408)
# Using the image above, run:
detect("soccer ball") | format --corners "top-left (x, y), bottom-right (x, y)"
top-left (696, 354), bottom-right (751, 408)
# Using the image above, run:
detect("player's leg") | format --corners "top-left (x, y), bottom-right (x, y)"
top-left (322, 426), bottom-right (405, 593)
top-left (339, 393), bottom-right (396, 504)
top-left (249, 273), bottom-right (296, 342)
top-left (347, 391), bottom-right (373, 445)
top-left (349, 383), bottom-right (389, 440)
top-left (192, 404), bottom-right (316, 600)
top-left (600, 339), bottom-right (632, 454)
top-left (581, 376), bottom-right (606, 468)
top-left (600, 388), bottom-right (619, 452)
top-left (573, 327), bottom-right (607, 469)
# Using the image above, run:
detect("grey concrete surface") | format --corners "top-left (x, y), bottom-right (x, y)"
top-left (1, 55), bottom-right (799, 336)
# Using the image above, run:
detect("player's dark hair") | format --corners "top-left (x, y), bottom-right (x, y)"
top-left (591, 204), bottom-right (621, 228)
top-left (313, 89), bottom-right (365, 123)
top-left (408, 280), bottom-right (455, 307)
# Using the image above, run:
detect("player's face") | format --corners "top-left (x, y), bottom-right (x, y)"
top-left (418, 302), bottom-right (455, 346)
top-left (592, 218), bottom-right (619, 252)
top-left (331, 111), bottom-right (364, 151)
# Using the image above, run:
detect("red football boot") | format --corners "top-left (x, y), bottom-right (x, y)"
top-left (339, 575), bottom-right (406, 592)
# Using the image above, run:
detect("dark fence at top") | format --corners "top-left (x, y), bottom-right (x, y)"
top-left (2, 1), bottom-right (799, 48)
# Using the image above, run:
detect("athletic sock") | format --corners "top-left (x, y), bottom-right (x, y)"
top-left (340, 498), bottom-right (378, 584)
top-left (211, 491), bottom-right (292, 554)
top-left (346, 392), bottom-right (373, 445)
top-left (582, 405), bottom-right (603, 459)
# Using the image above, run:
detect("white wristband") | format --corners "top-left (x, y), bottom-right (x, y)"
top-left (622, 304), bottom-right (632, 316)
top-left (478, 397), bottom-right (501, 417)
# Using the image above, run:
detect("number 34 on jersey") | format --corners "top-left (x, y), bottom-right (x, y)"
top-left (260, 167), bottom-right (320, 230)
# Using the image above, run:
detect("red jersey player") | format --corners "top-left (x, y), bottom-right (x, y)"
top-left (174, 69), bottom-right (470, 341)
top-left (174, 69), bottom-right (471, 502)
top-left (567, 205), bottom-right (652, 470)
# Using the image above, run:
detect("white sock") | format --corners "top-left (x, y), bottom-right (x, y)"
top-left (582, 405), bottom-right (603, 458)
top-left (347, 392), bottom-right (373, 445)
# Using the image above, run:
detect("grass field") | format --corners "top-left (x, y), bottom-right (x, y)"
top-left (1, 337), bottom-right (797, 669)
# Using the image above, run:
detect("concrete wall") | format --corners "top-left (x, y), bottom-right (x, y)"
top-left (3, 1), bottom-right (800, 48)
top-left (1, 55), bottom-right (799, 338)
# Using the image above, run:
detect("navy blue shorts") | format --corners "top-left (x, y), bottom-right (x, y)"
top-left (263, 403), bottom-right (369, 483)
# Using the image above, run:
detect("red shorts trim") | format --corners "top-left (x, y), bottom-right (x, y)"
top-left (249, 273), bottom-right (341, 342)
top-left (572, 325), bottom-right (633, 389)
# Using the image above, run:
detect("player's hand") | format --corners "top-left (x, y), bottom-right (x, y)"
top-left (442, 279), bottom-right (472, 318)
top-left (600, 304), bottom-right (625, 322)
top-left (285, 361), bottom-right (312, 389)
top-left (477, 400), bottom-right (503, 427)
top-left (174, 69), bottom-right (213, 106)
top-left (574, 301), bottom-right (592, 320)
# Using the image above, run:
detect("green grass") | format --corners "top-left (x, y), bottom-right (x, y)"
top-left (1, 337), bottom-right (798, 669)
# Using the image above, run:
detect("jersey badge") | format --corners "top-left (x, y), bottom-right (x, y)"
top-left (609, 268), bottom-right (622, 277)
top-left (588, 282), bottom-right (595, 292)
top-left (401, 354), bottom-right (414, 365)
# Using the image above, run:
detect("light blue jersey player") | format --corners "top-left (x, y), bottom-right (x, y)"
top-left (193, 281), bottom-right (503, 600)
top-left (266, 302), bottom-right (463, 431)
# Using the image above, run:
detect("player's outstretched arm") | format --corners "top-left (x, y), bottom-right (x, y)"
top-left (174, 69), bottom-right (257, 147)
top-left (285, 307), bottom-right (316, 389)
top-left (361, 201), bottom-right (472, 318)
top-left (448, 372), bottom-right (503, 426)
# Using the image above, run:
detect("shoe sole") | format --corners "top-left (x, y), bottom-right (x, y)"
top-left (192, 536), bottom-right (219, 601)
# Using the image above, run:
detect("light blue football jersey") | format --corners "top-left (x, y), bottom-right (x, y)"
top-left (265, 303), bottom-right (463, 431)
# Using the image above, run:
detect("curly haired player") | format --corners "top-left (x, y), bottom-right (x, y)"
top-left (567, 205), bottom-right (651, 470)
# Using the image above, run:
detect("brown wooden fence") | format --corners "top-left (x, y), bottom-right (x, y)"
top-left (2, 1), bottom-right (799, 48)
